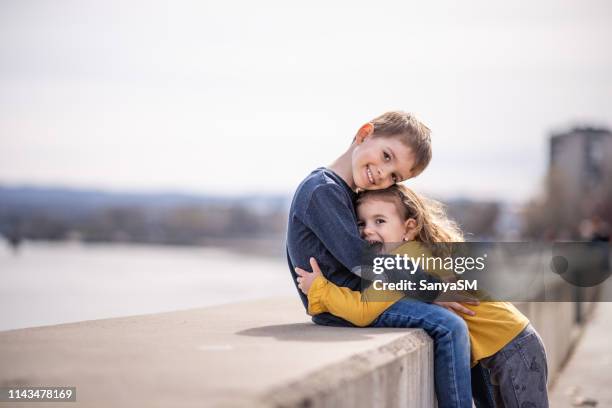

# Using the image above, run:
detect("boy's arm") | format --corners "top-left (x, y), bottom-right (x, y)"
top-left (302, 184), bottom-right (368, 277)
top-left (303, 184), bottom-right (441, 300)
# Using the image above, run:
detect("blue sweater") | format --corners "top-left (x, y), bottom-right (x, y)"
top-left (286, 168), bottom-right (366, 326)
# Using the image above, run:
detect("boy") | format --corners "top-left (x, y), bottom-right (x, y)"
top-left (285, 111), bottom-right (474, 408)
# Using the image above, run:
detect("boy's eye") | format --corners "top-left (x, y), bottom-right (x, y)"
top-left (392, 174), bottom-right (398, 183)
top-left (383, 152), bottom-right (391, 161)
top-left (375, 218), bottom-right (385, 224)
top-left (357, 221), bottom-right (365, 228)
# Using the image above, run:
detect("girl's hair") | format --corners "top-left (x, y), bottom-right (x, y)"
top-left (356, 185), bottom-right (463, 256)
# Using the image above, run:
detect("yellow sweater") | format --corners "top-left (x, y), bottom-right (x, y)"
top-left (307, 242), bottom-right (529, 366)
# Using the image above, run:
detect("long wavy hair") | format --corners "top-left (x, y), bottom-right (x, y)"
top-left (356, 184), bottom-right (463, 256)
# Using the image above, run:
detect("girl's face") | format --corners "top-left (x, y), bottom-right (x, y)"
top-left (356, 198), bottom-right (418, 245)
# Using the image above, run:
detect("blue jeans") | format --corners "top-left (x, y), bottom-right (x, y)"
top-left (472, 362), bottom-right (496, 408)
top-left (371, 299), bottom-right (473, 408)
top-left (476, 324), bottom-right (549, 408)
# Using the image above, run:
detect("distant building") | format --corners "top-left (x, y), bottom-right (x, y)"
top-left (522, 126), bottom-right (612, 240)
top-left (549, 126), bottom-right (612, 210)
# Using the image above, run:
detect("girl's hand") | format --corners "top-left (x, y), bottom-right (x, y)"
top-left (434, 301), bottom-right (477, 316)
top-left (295, 257), bottom-right (323, 295)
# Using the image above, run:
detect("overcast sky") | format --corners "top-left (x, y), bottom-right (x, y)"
top-left (1, 0), bottom-right (611, 202)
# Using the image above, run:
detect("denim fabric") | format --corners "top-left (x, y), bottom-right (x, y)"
top-left (479, 324), bottom-right (549, 407)
top-left (372, 299), bottom-right (473, 408)
top-left (472, 362), bottom-right (496, 408)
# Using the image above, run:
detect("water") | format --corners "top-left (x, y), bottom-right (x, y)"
top-left (0, 241), bottom-right (295, 331)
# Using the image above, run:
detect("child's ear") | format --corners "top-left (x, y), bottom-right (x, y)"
top-left (355, 123), bottom-right (374, 144)
top-left (402, 218), bottom-right (418, 241)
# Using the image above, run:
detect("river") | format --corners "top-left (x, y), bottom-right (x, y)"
top-left (0, 240), bottom-right (295, 331)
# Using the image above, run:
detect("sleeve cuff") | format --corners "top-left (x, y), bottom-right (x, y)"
top-left (307, 275), bottom-right (329, 315)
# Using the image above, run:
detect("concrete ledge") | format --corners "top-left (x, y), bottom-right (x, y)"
top-left (0, 297), bottom-right (434, 408)
top-left (260, 329), bottom-right (433, 408)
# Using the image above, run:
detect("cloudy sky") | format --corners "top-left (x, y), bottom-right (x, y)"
top-left (1, 0), bottom-right (611, 201)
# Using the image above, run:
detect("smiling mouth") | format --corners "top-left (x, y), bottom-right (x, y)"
top-left (366, 166), bottom-right (375, 185)
top-left (366, 240), bottom-right (384, 252)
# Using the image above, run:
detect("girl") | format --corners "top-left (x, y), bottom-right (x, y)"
top-left (296, 185), bottom-right (549, 408)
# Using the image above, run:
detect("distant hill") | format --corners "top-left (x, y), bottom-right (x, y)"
top-left (0, 185), bottom-right (290, 248)
top-left (0, 185), bottom-right (289, 218)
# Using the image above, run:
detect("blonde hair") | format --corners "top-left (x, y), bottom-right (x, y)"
top-left (368, 111), bottom-right (432, 177)
top-left (356, 184), bottom-right (463, 256)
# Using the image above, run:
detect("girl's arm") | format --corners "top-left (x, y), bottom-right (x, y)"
top-left (296, 258), bottom-right (403, 327)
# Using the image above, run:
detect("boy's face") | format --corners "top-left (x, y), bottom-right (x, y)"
top-left (352, 132), bottom-right (416, 191)
top-left (357, 198), bottom-right (414, 245)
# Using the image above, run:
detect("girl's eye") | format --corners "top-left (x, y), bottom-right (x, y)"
top-left (357, 221), bottom-right (365, 228)
top-left (375, 218), bottom-right (385, 224)
top-left (392, 174), bottom-right (398, 183)
top-left (383, 152), bottom-right (391, 161)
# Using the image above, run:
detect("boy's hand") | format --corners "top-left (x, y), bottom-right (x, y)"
top-left (295, 257), bottom-right (322, 295)
top-left (434, 301), bottom-right (478, 316)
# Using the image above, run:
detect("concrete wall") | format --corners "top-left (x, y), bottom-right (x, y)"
top-left (0, 296), bottom-right (593, 407)
top-left (0, 297), bottom-right (435, 408)
top-left (260, 330), bottom-right (435, 408)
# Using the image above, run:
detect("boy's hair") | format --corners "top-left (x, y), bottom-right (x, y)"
top-left (368, 111), bottom-right (432, 177)
top-left (356, 184), bottom-right (463, 256)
